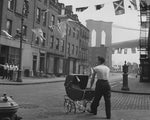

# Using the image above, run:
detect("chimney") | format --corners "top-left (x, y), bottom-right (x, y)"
top-left (66, 5), bottom-right (72, 11)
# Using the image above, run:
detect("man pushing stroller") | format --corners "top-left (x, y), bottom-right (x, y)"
top-left (88, 56), bottom-right (111, 119)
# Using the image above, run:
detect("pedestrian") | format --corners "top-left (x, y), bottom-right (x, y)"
top-left (88, 56), bottom-right (111, 119)
top-left (2, 63), bottom-right (9, 79)
top-left (7, 63), bottom-right (10, 80)
top-left (9, 63), bottom-right (14, 81)
top-left (13, 64), bottom-right (18, 81)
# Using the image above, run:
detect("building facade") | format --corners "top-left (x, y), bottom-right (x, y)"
top-left (139, 0), bottom-right (150, 82)
top-left (0, 0), bottom-right (89, 77)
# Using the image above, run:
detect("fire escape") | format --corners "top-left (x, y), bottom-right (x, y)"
top-left (139, 1), bottom-right (150, 82)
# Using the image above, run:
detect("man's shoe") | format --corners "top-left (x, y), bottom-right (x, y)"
top-left (106, 116), bottom-right (111, 119)
top-left (87, 109), bottom-right (97, 115)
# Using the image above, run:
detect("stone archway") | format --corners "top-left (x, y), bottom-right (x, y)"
top-left (86, 19), bottom-right (112, 47)
top-left (86, 19), bottom-right (113, 67)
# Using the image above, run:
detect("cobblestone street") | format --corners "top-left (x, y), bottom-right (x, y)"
top-left (0, 80), bottom-right (150, 120)
top-left (99, 93), bottom-right (150, 110)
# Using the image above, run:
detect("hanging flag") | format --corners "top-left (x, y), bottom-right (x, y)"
top-left (124, 48), bottom-right (128, 54)
top-left (140, 0), bottom-right (147, 11)
top-left (113, 0), bottom-right (125, 15)
top-left (1, 30), bottom-right (13, 39)
top-left (76, 7), bottom-right (88, 12)
top-left (95, 4), bottom-right (104, 10)
top-left (57, 21), bottom-right (67, 38)
top-left (56, 18), bottom-right (78, 38)
top-left (112, 48), bottom-right (115, 54)
top-left (129, 0), bottom-right (137, 10)
top-left (131, 47), bottom-right (136, 53)
top-left (117, 48), bottom-right (122, 54)
top-left (31, 28), bottom-right (46, 42)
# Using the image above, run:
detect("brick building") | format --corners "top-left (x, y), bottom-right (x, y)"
top-left (0, 0), bottom-right (89, 77)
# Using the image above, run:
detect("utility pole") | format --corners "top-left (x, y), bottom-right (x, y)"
top-left (17, 0), bottom-right (29, 82)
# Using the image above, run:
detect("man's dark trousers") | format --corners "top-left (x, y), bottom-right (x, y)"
top-left (90, 80), bottom-right (111, 118)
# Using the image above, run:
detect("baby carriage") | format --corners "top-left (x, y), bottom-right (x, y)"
top-left (64, 74), bottom-right (95, 113)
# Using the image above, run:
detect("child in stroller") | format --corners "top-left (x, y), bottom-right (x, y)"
top-left (64, 74), bottom-right (95, 113)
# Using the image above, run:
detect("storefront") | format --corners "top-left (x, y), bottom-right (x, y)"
top-left (46, 53), bottom-right (64, 76)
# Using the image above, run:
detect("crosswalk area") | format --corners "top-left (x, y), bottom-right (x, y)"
top-left (110, 81), bottom-right (122, 88)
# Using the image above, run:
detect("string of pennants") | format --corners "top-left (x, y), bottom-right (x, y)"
top-left (75, 0), bottom-right (138, 15)
top-left (112, 47), bottom-right (137, 54)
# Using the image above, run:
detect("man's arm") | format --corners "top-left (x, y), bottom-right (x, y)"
top-left (90, 70), bottom-right (96, 88)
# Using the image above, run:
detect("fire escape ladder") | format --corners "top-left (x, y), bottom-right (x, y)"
top-left (139, 3), bottom-right (150, 82)
top-left (139, 10), bottom-right (149, 60)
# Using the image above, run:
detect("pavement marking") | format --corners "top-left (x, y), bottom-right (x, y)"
top-left (110, 81), bottom-right (122, 88)
top-left (111, 84), bottom-right (120, 88)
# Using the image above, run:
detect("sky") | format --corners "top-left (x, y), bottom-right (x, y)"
top-left (58, 0), bottom-right (143, 64)
top-left (59, 0), bottom-right (141, 44)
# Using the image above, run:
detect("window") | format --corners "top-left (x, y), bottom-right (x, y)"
top-left (68, 43), bottom-right (70, 55)
top-left (43, 12), bottom-right (47, 26)
top-left (36, 8), bottom-right (41, 23)
top-left (22, 25), bottom-right (27, 36)
top-left (51, 15), bottom-right (55, 25)
top-left (42, 32), bottom-right (46, 46)
top-left (60, 39), bottom-right (64, 52)
top-left (50, 36), bottom-right (54, 48)
top-left (73, 27), bottom-right (75, 38)
top-left (23, 0), bottom-right (29, 17)
top-left (69, 27), bottom-right (71, 36)
top-left (6, 19), bottom-right (12, 35)
top-left (51, 0), bottom-right (55, 3)
top-left (76, 46), bottom-right (78, 55)
top-left (77, 30), bottom-right (79, 39)
top-left (8, 47), bottom-right (19, 65)
top-left (44, 0), bottom-right (47, 5)
top-left (72, 44), bottom-right (74, 54)
top-left (8, 0), bottom-right (15, 11)
top-left (56, 38), bottom-right (59, 50)
top-left (35, 37), bottom-right (40, 45)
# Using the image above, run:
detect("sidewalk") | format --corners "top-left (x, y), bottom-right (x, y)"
top-left (0, 76), bottom-right (65, 85)
top-left (0, 72), bottom-right (121, 85)
top-left (111, 74), bottom-right (150, 95)
top-left (0, 73), bottom-right (150, 95)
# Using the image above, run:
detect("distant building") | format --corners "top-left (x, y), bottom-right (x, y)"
top-left (111, 39), bottom-right (139, 72)
top-left (86, 20), bottom-right (112, 68)
top-left (86, 19), bottom-right (140, 72)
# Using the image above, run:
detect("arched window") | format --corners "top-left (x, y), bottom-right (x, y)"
top-left (91, 29), bottom-right (96, 47)
top-left (101, 30), bottom-right (106, 45)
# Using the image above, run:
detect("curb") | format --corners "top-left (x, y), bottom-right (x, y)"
top-left (0, 80), bottom-right (65, 85)
top-left (1, 80), bottom-right (150, 95)
top-left (111, 90), bottom-right (150, 95)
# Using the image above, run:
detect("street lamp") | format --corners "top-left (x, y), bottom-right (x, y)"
top-left (17, 0), bottom-right (29, 82)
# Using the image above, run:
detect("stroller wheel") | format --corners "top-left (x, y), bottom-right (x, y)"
top-left (70, 101), bottom-right (76, 114)
top-left (64, 99), bottom-right (71, 113)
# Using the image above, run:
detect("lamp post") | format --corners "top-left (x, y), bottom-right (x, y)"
top-left (17, 0), bottom-right (29, 82)
top-left (58, 15), bottom-right (69, 75)
top-left (121, 61), bottom-right (130, 91)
